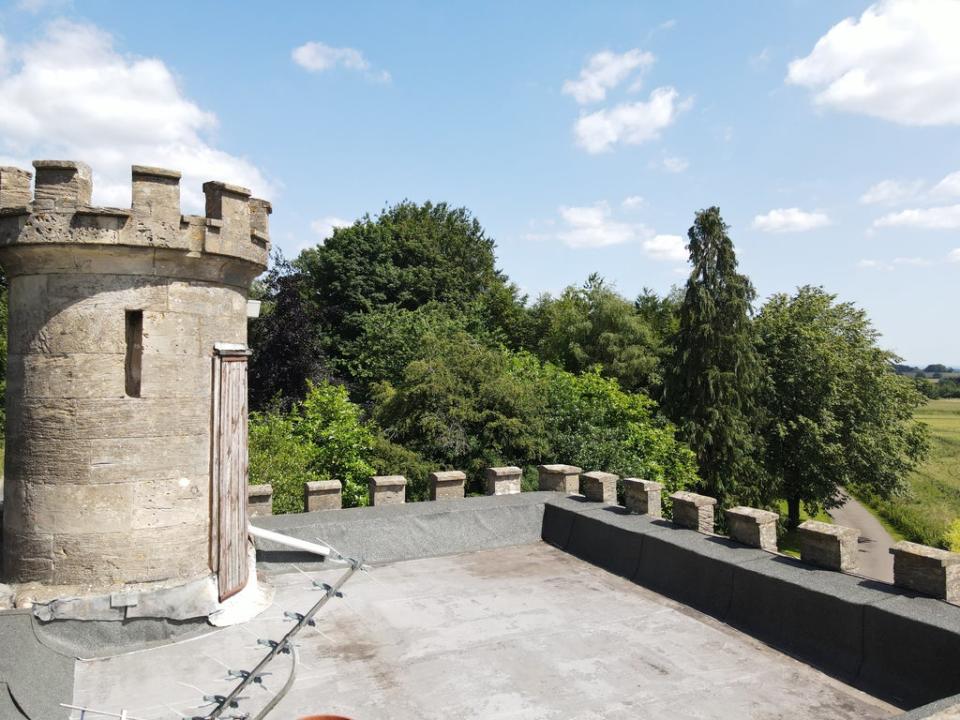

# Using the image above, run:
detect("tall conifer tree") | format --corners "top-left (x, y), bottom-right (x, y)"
top-left (663, 207), bottom-right (766, 506)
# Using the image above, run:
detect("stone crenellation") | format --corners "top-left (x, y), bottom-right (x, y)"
top-left (0, 161), bottom-right (270, 278)
top-left (250, 464), bottom-right (960, 607)
top-left (670, 491), bottom-right (718, 534)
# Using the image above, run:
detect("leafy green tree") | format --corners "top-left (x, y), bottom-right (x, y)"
top-left (523, 358), bottom-right (698, 496)
top-left (756, 286), bottom-right (930, 526)
top-left (250, 381), bottom-right (376, 509)
top-left (336, 302), bottom-right (498, 401)
top-left (529, 274), bottom-right (661, 394)
top-left (297, 201), bottom-right (520, 347)
top-left (372, 331), bottom-right (548, 486)
top-left (663, 207), bottom-right (767, 506)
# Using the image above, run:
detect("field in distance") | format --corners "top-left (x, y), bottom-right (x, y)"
top-left (858, 398), bottom-right (960, 550)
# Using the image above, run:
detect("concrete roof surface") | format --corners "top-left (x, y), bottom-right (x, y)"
top-left (72, 543), bottom-right (896, 720)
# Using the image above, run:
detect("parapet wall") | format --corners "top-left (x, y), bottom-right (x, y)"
top-left (0, 161), bottom-right (270, 282)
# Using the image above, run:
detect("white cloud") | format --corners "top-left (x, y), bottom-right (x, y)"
top-left (894, 256), bottom-right (932, 266)
top-left (562, 49), bottom-right (654, 104)
top-left (574, 87), bottom-right (690, 153)
top-left (860, 179), bottom-right (925, 205)
top-left (949, 248), bottom-right (960, 263)
top-left (752, 208), bottom-right (831, 233)
top-left (643, 234), bottom-right (687, 262)
top-left (621, 195), bottom-right (644, 209)
top-left (292, 41), bottom-right (390, 82)
top-left (310, 215), bottom-right (351, 242)
top-left (874, 204), bottom-right (960, 229)
top-left (661, 155), bottom-right (689, 173)
top-left (557, 201), bottom-right (644, 248)
top-left (933, 170), bottom-right (960, 197)
top-left (787, 0), bottom-right (960, 126)
top-left (0, 20), bottom-right (273, 209)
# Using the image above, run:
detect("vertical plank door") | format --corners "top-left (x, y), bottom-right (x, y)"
top-left (213, 352), bottom-right (250, 601)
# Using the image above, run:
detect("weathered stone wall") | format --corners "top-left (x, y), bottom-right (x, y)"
top-left (0, 160), bottom-right (268, 590)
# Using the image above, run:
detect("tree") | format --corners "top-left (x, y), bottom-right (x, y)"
top-left (249, 254), bottom-right (328, 410)
top-left (529, 274), bottom-right (662, 394)
top-left (297, 201), bottom-right (520, 347)
top-left (662, 207), bottom-right (767, 506)
top-left (372, 331), bottom-right (548, 485)
top-left (249, 381), bottom-right (377, 509)
top-left (756, 286), bottom-right (929, 526)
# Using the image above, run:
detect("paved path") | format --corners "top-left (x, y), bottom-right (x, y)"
top-left (828, 491), bottom-right (894, 583)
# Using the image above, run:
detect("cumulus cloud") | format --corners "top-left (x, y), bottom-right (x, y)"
top-left (752, 208), bottom-right (831, 233)
top-left (860, 179), bottom-right (925, 205)
top-left (562, 49), bottom-right (654, 104)
top-left (621, 195), bottom-right (644, 209)
top-left (292, 41), bottom-right (390, 82)
top-left (545, 201), bottom-right (684, 263)
top-left (310, 215), bottom-right (351, 242)
top-left (574, 87), bottom-right (691, 153)
top-left (0, 20), bottom-right (273, 209)
top-left (643, 234), bottom-right (687, 262)
top-left (873, 204), bottom-right (960, 229)
top-left (949, 248), bottom-right (960, 263)
top-left (787, 0), bottom-right (960, 126)
top-left (557, 202), bottom-right (644, 248)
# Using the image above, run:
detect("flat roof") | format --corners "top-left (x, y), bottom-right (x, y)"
top-left (72, 543), bottom-right (895, 720)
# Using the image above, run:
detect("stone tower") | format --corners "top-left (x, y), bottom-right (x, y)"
top-left (0, 161), bottom-right (269, 614)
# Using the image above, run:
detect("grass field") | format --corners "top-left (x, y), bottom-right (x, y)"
top-left (855, 399), bottom-right (960, 550)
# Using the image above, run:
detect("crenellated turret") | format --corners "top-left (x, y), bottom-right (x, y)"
top-left (0, 158), bottom-right (270, 613)
top-left (0, 160), bottom-right (269, 279)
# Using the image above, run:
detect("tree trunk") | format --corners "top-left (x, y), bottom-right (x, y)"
top-left (787, 496), bottom-right (801, 529)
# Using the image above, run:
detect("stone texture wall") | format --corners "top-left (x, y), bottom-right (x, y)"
top-left (0, 160), bottom-right (268, 591)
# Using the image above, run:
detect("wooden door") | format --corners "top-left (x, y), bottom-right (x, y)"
top-left (212, 350), bottom-right (250, 601)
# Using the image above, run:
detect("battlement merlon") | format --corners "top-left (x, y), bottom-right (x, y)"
top-left (0, 160), bottom-right (270, 272)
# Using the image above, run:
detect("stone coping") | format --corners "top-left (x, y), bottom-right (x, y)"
top-left (131, 165), bottom-right (182, 180)
top-left (248, 484), bottom-right (272, 497)
top-left (798, 519), bottom-right (859, 538)
top-left (670, 491), bottom-right (718, 506)
top-left (305, 479), bottom-right (342, 492)
top-left (485, 466), bottom-right (522, 477)
top-left (891, 541), bottom-right (960, 566)
top-left (429, 470), bottom-right (467, 482)
top-left (538, 464), bottom-right (582, 474)
top-left (370, 475), bottom-right (406, 487)
top-left (624, 477), bottom-right (662, 489)
top-left (580, 470), bottom-right (618, 482)
top-left (726, 506), bottom-right (779, 523)
top-left (202, 180), bottom-right (251, 197)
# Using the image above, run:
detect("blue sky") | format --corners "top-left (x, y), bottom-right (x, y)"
top-left (0, 0), bottom-right (957, 364)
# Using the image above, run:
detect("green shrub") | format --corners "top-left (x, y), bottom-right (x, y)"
top-left (249, 381), bottom-right (375, 511)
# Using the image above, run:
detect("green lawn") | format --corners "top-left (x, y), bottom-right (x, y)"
top-left (856, 399), bottom-right (960, 549)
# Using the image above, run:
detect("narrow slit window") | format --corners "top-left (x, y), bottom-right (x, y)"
top-left (125, 310), bottom-right (143, 397)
